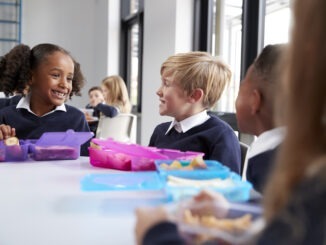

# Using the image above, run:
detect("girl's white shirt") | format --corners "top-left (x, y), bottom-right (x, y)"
top-left (16, 93), bottom-right (66, 117)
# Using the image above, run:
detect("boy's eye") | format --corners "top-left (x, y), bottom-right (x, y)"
top-left (162, 79), bottom-right (169, 87)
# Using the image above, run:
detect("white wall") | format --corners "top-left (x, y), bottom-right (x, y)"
top-left (20, 0), bottom-right (193, 145)
top-left (21, 0), bottom-right (120, 108)
top-left (141, 0), bottom-right (193, 145)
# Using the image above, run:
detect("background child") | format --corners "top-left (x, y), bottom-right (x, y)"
top-left (86, 86), bottom-right (104, 111)
top-left (101, 75), bottom-right (132, 113)
top-left (149, 51), bottom-right (241, 173)
top-left (0, 43), bottom-right (90, 155)
top-left (84, 86), bottom-right (105, 134)
top-left (235, 44), bottom-right (286, 193)
top-left (84, 85), bottom-right (120, 135)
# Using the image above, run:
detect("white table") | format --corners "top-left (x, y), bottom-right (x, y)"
top-left (0, 157), bottom-right (166, 245)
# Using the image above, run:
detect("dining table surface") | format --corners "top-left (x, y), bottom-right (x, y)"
top-left (0, 157), bottom-right (167, 245)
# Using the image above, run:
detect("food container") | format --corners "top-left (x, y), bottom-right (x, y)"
top-left (155, 159), bottom-right (252, 202)
top-left (81, 172), bottom-right (165, 191)
top-left (89, 147), bottom-right (132, 171)
top-left (30, 130), bottom-right (93, 160)
top-left (155, 159), bottom-right (231, 180)
top-left (89, 139), bottom-right (168, 171)
top-left (172, 199), bottom-right (265, 245)
top-left (164, 173), bottom-right (252, 202)
top-left (0, 140), bottom-right (29, 162)
top-left (153, 148), bottom-right (205, 160)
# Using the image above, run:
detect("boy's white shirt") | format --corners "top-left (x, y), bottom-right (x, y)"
top-left (165, 110), bottom-right (210, 135)
top-left (242, 126), bottom-right (286, 180)
top-left (16, 93), bottom-right (66, 117)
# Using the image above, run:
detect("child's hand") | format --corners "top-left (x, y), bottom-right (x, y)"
top-left (0, 124), bottom-right (16, 140)
top-left (135, 206), bottom-right (169, 245)
top-left (188, 190), bottom-right (230, 218)
top-left (84, 112), bottom-right (93, 121)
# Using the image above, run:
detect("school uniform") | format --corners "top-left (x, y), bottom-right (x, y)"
top-left (86, 103), bottom-right (119, 118)
top-left (149, 110), bottom-right (241, 173)
top-left (242, 127), bottom-right (285, 193)
top-left (0, 94), bottom-right (22, 109)
top-left (0, 95), bottom-right (91, 156)
top-left (143, 163), bottom-right (326, 245)
top-left (85, 103), bottom-right (119, 135)
top-left (257, 162), bottom-right (326, 245)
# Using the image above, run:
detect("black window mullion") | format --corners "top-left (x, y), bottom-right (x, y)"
top-left (120, 0), bottom-right (143, 113)
top-left (193, 0), bottom-right (213, 52)
top-left (240, 0), bottom-right (265, 80)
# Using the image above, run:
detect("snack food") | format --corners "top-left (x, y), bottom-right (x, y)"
top-left (182, 209), bottom-right (253, 244)
top-left (183, 209), bottom-right (252, 232)
top-left (32, 145), bottom-right (78, 160)
top-left (160, 157), bottom-right (207, 170)
top-left (167, 176), bottom-right (235, 188)
top-left (4, 137), bottom-right (19, 146)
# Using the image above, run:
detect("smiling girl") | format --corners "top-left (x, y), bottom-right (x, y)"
top-left (0, 43), bottom-right (91, 155)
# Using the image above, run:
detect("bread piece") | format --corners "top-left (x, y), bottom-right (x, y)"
top-left (4, 137), bottom-right (19, 146)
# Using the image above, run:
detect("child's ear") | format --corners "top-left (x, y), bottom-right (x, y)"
top-left (189, 88), bottom-right (204, 103)
top-left (28, 72), bottom-right (34, 86)
top-left (251, 89), bottom-right (262, 114)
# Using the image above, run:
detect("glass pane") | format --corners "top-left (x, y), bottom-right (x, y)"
top-left (264, 0), bottom-right (291, 46)
top-left (212, 0), bottom-right (243, 113)
top-left (129, 0), bottom-right (139, 15)
top-left (0, 4), bottom-right (18, 21)
top-left (129, 23), bottom-right (139, 107)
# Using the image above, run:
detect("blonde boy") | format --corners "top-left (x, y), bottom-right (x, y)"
top-left (149, 51), bottom-right (241, 173)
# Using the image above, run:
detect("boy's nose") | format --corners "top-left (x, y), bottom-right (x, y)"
top-left (156, 87), bottom-right (163, 96)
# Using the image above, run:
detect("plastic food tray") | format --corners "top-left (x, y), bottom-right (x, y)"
top-left (81, 172), bottom-right (165, 191)
top-left (30, 130), bottom-right (93, 160)
top-left (89, 139), bottom-right (204, 171)
top-left (172, 199), bottom-right (264, 244)
top-left (164, 173), bottom-right (253, 202)
top-left (0, 140), bottom-right (29, 162)
top-left (155, 159), bottom-right (231, 180)
top-left (89, 147), bottom-right (132, 171)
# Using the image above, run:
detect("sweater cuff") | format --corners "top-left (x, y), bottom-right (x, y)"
top-left (143, 221), bottom-right (185, 245)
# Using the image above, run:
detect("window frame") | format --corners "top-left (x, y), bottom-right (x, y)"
top-left (120, 0), bottom-right (144, 113)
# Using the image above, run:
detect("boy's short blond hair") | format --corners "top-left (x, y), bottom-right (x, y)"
top-left (160, 51), bottom-right (231, 108)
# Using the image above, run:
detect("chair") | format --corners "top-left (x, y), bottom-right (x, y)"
top-left (96, 113), bottom-right (137, 143)
top-left (240, 141), bottom-right (249, 176)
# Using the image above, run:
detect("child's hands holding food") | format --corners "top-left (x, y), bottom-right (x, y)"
top-left (135, 206), bottom-right (170, 245)
top-left (0, 124), bottom-right (16, 140)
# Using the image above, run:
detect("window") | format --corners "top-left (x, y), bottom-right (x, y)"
top-left (120, 0), bottom-right (143, 113)
top-left (208, 0), bottom-right (290, 113)
top-left (211, 0), bottom-right (243, 112)
top-left (264, 0), bottom-right (291, 46)
top-left (0, 0), bottom-right (21, 55)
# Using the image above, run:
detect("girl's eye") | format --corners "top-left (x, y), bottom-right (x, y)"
top-left (67, 77), bottom-right (73, 82)
top-left (52, 74), bottom-right (60, 78)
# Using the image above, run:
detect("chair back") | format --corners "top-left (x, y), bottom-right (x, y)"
top-left (96, 113), bottom-right (137, 143)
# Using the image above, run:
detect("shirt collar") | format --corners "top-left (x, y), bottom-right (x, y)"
top-left (165, 110), bottom-right (210, 135)
top-left (16, 93), bottom-right (66, 117)
top-left (247, 127), bottom-right (286, 159)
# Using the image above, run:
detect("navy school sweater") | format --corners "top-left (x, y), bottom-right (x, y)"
top-left (246, 147), bottom-right (278, 193)
top-left (0, 104), bottom-right (91, 156)
top-left (149, 115), bottom-right (241, 173)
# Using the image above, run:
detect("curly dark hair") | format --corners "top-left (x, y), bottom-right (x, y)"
top-left (0, 43), bottom-right (85, 98)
